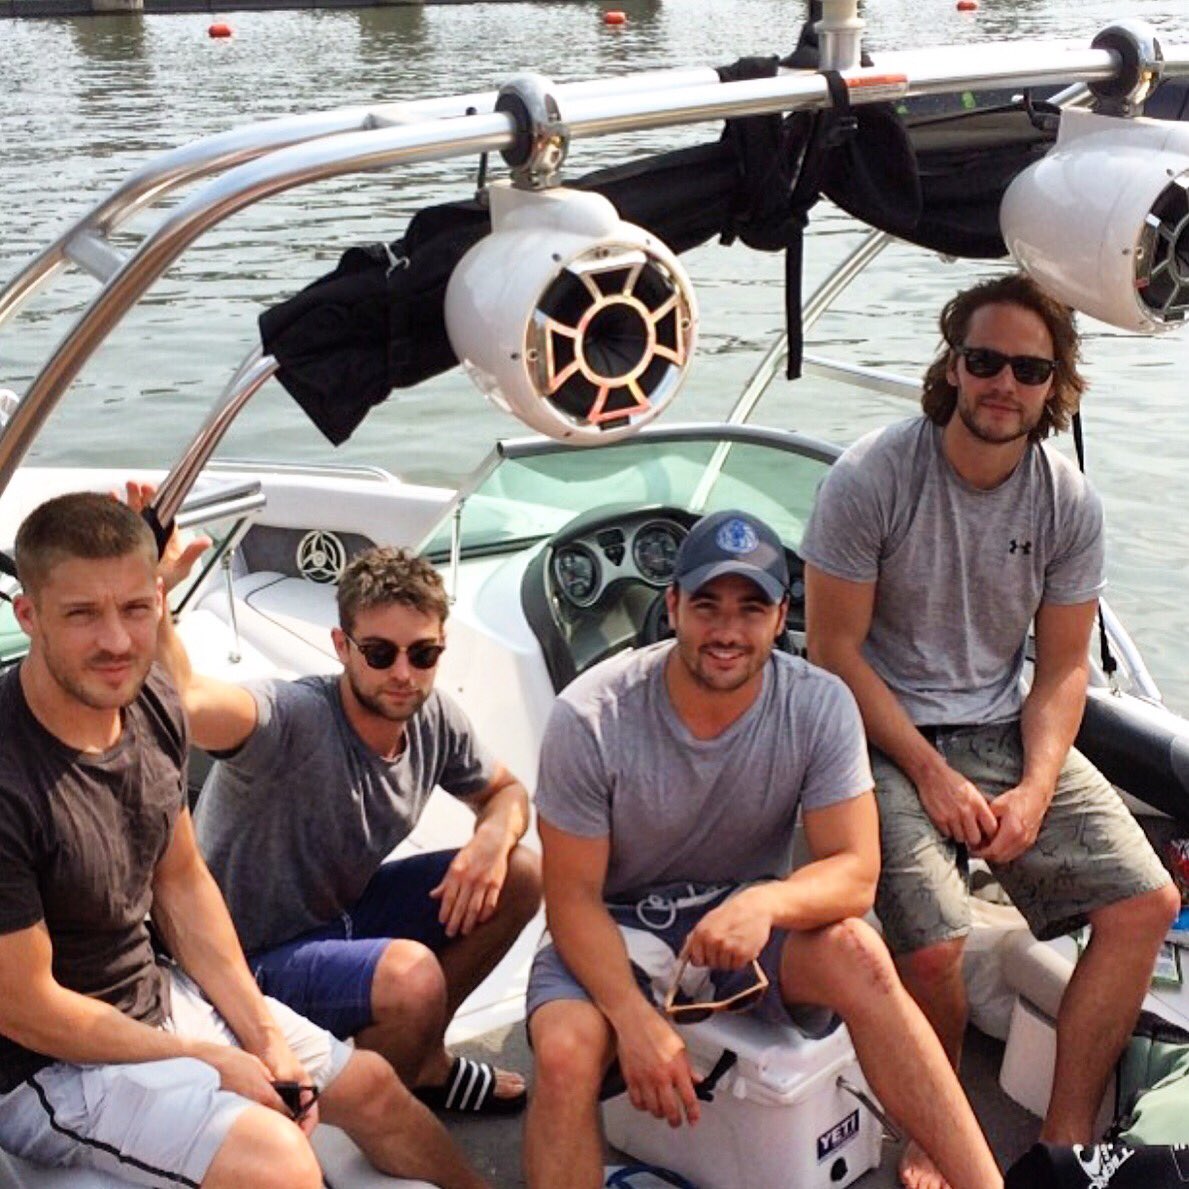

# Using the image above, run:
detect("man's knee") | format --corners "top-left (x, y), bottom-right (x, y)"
top-left (332, 1050), bottom-right (414, 1134)
top-left (783, 918), bottom-right (900, 1011)
top-left (371, 939), bottom-right (447, 1022)
top-left (499, 845), bottom-right (543, 924)
top-left (204, 1105), bottom-right (321, 1189)
top-left (530, 1003), bottom-right (612, 1100)
top-left (1091, 882), bottom-right (1181, 939)
top-left (896, 935), bottom-right (967, 990)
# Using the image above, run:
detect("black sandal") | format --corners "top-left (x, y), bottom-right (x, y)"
top-left (414, 1056), bottom-right (527, 1116)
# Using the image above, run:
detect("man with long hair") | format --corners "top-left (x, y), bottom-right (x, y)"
top-left (802, 273), bottom-right (1179, 1189)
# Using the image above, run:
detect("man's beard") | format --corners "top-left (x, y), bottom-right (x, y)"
top-left (675, 638), bottom-right (764, 694)
top-left (45, 648), bottom-right (150, 711)
top-left (348, 669), bottom-right (429, 722)
top-left (957, 395), bottom-right (1040, 445)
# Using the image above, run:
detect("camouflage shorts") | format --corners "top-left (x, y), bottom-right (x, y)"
top-left (872, 720), bottom-right (1171, 954)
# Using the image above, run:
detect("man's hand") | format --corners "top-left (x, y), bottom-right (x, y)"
top-left (683, 886), bottom-right (772, 970)
top-left (121, 481), bottom-right (210, 594)
top-left (615, 1003), bottom-right (701, 1128)
top-left (194, 1042), bottom-right (314, 1130)
top-left (260, 1034), bottom-right (320, 1135)
top-left (972, 783), bottom-right (1048, 866)
top-left (914, 761), bottom-right (998, 847)
top-left (429, 829), bottom-right (509, 938)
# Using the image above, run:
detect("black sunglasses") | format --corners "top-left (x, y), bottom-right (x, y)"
top-left (273, 1080), bottom-right (319, 1123)
top-left (343, 631), bottom-right (445, 671)
top-left (957, 346), bottom-right (1056, 386)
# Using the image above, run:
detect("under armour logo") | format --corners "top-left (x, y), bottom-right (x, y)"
top-left (1009, 539), bottom-right (1032, 555)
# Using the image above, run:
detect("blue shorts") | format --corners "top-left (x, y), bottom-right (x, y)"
top-left (248, 849), bottom-right (457, 1039)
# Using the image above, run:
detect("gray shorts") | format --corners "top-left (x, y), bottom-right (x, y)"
top-left (0, 967), bottom-right (353, 1187)
top-left (527, 881), bottom-right (836, 1039)
top-left (873, 720), bottom-right (1172, 954)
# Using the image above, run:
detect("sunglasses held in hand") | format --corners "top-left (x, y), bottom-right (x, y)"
top-left (956, 346), bottom-right (1056, 386)
top-left (274, 1080), bottom-right (319, 1123)
top-left (343, 632), bottom-right (446, 671)
top-left (662, 955), bottom-right (769, 1023)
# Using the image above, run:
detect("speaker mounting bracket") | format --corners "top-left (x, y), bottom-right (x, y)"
top-left (1089, 20), bottom-right (1164, 117)
top-left (496, 74), bottom-right (571, 191)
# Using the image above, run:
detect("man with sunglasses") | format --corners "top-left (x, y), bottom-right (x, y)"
top-left (802, 273), bottom-right (1178, 1187)
top-left (524, 510), bottom-right (1002, 1189)
top-left (0, 493), bottom-right (490, 1189)
top-left (159, 540), bottom-right (541, 1117)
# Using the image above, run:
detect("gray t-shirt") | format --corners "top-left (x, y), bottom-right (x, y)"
top-left (535, 643), bottom-right (872, 902)
top-left (194, 676), bottom-right (496, 954)
top-left (799, 416), bottom-right (1105, 726)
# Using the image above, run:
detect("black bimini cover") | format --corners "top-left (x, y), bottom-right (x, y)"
top-left (259, 36), bottom-right (1094, 446)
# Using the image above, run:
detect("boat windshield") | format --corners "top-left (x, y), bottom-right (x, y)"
top-left (421, 430), bottom-right (835, 559)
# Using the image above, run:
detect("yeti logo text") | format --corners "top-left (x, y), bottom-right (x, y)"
top-left (817, 1109), bottom-right (859, 1162)
top-left (1074, 1144), bottom-right (1135, 1188)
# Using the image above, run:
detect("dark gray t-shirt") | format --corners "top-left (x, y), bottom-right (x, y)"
top-left (535, 643), bottom-right (872, 902)
top-left (0, 664), bottom-right (186, 1094)
top-left (799, 416), bottom-right (1105, 726)
top-left (194, 676), bottom-right (496, 954)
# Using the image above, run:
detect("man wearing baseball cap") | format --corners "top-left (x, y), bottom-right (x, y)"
top-left (522, 510), bottom-right (1001, 1189)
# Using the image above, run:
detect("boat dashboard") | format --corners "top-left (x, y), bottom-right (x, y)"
top-left (519, 503), bottom-right (808, 691)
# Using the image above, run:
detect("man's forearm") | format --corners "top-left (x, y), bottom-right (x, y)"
top-left (474, 782), bottom-right (530, 852)
top-left (548, 893), bottom-right (651, 1029)
top-left (1, 980), bottom-right (209, 1069)
top-left (750, 854), bottom-right (877, 933)
top-left (1019, 662), bottom-right (1088, 798)
top-left (152, 860), bottom-right (284, 1057)
top-left (812, 641), bottom-right (939, 783)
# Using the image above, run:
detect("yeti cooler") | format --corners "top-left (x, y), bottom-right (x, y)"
top-left (603, 1014), bottom-right (883, 1189)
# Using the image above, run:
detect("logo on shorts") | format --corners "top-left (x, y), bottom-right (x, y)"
top-left (817, 1109), bottom-right (860, 1162)
top-left (716, 518), bottom-right (759, 556)
top-left (1008, 538), bottom-right (1032, 555)
top-left (1073, 1145), bottom-right (1135, 1188)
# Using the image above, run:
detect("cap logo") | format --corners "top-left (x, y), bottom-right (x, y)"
top-left (715, 518), bottom-right (759, 555)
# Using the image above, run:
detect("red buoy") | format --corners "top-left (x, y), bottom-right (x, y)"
top-left (208, 21), bottom-right (233, 37)
top-left (603, 10), bottom-right (627, 25)
top-left (956, 0), bottom-right (978, 9)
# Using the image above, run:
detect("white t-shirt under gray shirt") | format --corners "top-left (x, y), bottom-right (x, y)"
top-left (799, 416), bottom-right (1105, 727)
top-left (534, 643), bottom-right (873, 902)
top-left (194, 676), bottom-right (496, 955)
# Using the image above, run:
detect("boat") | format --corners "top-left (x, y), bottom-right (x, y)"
top-left (2, 2), bottom-right (1189, 1184)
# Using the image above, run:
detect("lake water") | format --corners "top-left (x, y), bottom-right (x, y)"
top-left (1, 0), bottom-right (1188, 709)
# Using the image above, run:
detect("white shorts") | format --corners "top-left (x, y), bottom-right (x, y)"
top-left (0, 968), bottom-right (353, 1187)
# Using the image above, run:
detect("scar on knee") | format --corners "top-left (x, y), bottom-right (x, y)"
top-left (834, 920), bottom-right (898, 994)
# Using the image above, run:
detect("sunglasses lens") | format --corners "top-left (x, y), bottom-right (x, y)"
top-left (1011, 357), bottom-right (1054, 385)
top-left (360, 641), bottom-right (397, 669)
top-left (407, 643), bottom-right (445, 670)
top-left (961, 347), bottom-right (1006, 378)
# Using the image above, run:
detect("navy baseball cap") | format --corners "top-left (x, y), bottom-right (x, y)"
top-left (673, 510), bottom-right (789, 603)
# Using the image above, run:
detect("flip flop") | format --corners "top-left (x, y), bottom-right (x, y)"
top-left (414, 1055), bottom-right (527, 1116)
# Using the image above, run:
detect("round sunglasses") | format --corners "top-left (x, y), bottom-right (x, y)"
top-left (957, 345), bottom-right (1056, 386)
top-left (343, 631), bottom-right (445, 671)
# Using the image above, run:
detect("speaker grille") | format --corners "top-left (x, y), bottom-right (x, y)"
top-left (527, 244), bottom-right (695, 431)
top-left (1137, 173), bottom-right (1189, 323)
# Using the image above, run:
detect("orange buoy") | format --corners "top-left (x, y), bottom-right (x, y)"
top-left (603, 10), bottom-right (627, 25)
top-left (956, 0), bottom-right (978, 9)
top-left (208, 21), bottom-right (233, 37)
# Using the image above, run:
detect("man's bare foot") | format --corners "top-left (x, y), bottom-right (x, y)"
top-left (899, 1140), bottom-right (952, 1189)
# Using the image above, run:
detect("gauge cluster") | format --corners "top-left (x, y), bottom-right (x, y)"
top-left (550, 517), bottom-right (687, 609)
